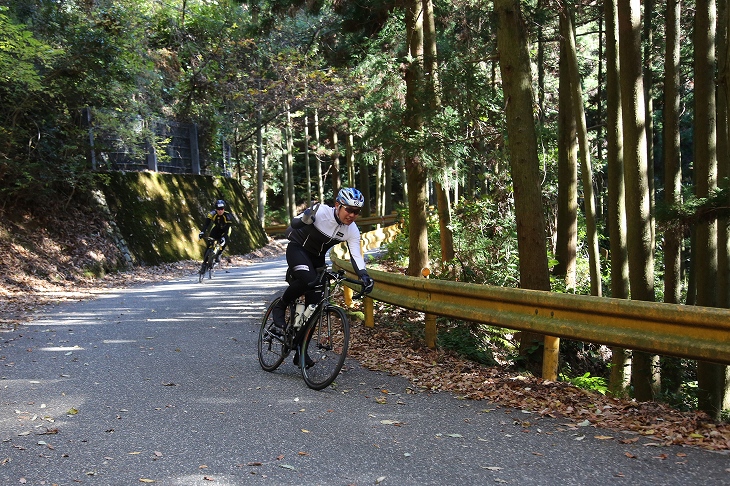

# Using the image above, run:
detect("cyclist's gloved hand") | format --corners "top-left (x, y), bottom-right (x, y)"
top-left (219, 236), bottom-right (226, 246)
top-left (360, 272), bottom-right (374, 294)
top-left (198, 231), bottom-right (204, 239)
top-left (301, 208), bottom-right (315, 225)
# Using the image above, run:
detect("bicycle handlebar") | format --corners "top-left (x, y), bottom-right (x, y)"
top-left (308, 267), bottom-right (371, 300)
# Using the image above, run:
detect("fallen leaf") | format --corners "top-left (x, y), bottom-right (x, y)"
top-left (482, 466), bottom-right (502, 471)
top-left (139, 479), bottom-right (155, 483)
top-left (594, 435), bottom-right (613, 440)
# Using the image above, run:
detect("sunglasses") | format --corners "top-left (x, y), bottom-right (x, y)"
top-left (342, 206), bottom-right (361, 215)
top-left (216, 207), bottom-right (225, 210)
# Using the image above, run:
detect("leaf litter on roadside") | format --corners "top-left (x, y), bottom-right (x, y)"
top-left (347, 303), bottom-right (730, 452)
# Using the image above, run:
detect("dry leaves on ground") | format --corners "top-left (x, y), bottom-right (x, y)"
top-left (347, 303), bottom-right (730, 453)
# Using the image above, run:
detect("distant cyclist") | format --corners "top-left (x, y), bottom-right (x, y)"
top-left (272, 187), bottom-right (375, 337)
top-left (198, 199), bottom-right (233, 263)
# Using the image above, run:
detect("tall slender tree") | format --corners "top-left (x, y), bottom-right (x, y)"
top-left (495, 0), bottom-right (553, 373)
top-left (561, 3), bottom-right (601, 297)
top-left (605, 0), bottom-right (630, 396)
top-left (694, 0), bottom-right (728, 420)
top-left (617, 0), bottom-right (657, 401)
top-left (404, 0), bottom-right (430, 277)
top-left (555, 32), bottom-right (578, 289)
top-left (661, 0), bottom-right (684, 398)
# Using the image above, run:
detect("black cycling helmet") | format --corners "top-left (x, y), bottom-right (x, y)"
top-left (215, 199), bottom-right (226, 210)
top-left (336, 187), bottom-right (364, 207)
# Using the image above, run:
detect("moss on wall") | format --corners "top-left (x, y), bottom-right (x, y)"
top-left (99, 172), bottom-right (268, 264)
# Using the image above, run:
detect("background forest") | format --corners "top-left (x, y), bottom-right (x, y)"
top-left (2, 0), bottom-right (729, 419)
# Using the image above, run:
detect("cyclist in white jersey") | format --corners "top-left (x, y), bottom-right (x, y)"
top-left (272, 188), bottom-right (374, 347)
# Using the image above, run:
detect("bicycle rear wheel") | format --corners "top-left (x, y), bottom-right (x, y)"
top-left (300, 306), bottom-right (350, 390)
top-left (258, 297), bottom-right (289, 372)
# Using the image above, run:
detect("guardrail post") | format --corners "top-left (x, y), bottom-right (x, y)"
top-left (422, 267), bottom-right (437, 349)
top-left (365, 296), bottom-right (374, 328)
top-left (344, 286), bottom-right (353, 307)
top-left (542, 336), bottom-right (559, 381)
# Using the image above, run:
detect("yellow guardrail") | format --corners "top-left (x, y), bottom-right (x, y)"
top-left (331, 228), bottom-right (730, 366)
top-left (265, 212), bottom-right (398, 236)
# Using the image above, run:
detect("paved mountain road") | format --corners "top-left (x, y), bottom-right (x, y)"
top-left (1, 256), bottom-right (728, 485)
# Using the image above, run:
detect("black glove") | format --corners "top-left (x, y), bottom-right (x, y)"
top-left (198, 232), bottom-right (204, 239)
top-left (361, 273), bottom-right (374, 294)
top-left (301, 208), bottom-right (315, 225)
top-left (219, 236), bottom-right (226, 246)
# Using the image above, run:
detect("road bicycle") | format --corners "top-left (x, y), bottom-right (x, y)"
top-left (257, 266), bottom-right (367, 390)
top-left (198, 237), bottom-right (221, 282)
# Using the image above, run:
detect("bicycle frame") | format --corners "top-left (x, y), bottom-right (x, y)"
top-left (304, 267), bottom-right (365, 321)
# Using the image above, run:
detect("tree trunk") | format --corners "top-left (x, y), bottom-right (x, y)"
top-left (617, 0), bottom-right (657, 402)
top-left (331, 127), bottom-right (341, 197)
top-left (644, 0), bottom-right (656, 248)
top-left (561, 5), bottom-right (601, 297)
top-left (314, 109), bottom-right (324, 203)
top-left (495, 0), bottom-right (552, 374)
top-left (716, 0), bottom-right (730, 309)
top-left (554, 13), bottom-right (578, 289)
top-left (256, 110), bottom-right (265, 226)
top-left (304, 113), bottom-right (312, 205)
top-left (285, 107), bottom-right (296, 220)
top-left (694, 0), bottom-right (727, 420)
top-left (385, 152), bottom-right (394, 214)
top-left (661, 0), bottom-right (684, 398)
top-left (716, 5), bottom-right (730, 416)
top-left (376, 148), bottom-right (384, 216)
top-left (423, 0), bottom-right (455, 264)
top-left (346, 131), bottom-right (355, 187)
top-left (404, 0), bottom-right (429, 277)
top-left (604, 0), bottom-right (631, 397)
top-left (359, 150), bottom-right (372, 217)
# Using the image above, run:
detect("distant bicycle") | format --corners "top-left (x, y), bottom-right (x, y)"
top-left (198, 237), bottom-right (221, 282)
top-left (258, 265), bottom-right (367, 390)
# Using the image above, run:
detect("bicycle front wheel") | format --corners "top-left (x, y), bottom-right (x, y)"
top-left (257, 297), bottom-right (288, 372)
top-left (198, 258), bottom-right (208, 283)
top-left (207, 253), bottom-right (215, 279)
top-left (300, 306), bottom-right (350, 390)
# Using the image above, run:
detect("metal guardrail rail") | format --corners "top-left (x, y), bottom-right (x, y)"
top-left (331, 228), bottom-right (730, 366)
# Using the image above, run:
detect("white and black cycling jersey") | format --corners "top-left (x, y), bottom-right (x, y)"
top-left (285, 203), bottom-right (366, 274)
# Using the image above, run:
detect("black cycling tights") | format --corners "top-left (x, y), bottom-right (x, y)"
top-left (282, 242), bottom-right (324, 305)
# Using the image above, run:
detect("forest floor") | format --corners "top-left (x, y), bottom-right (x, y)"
top-left (1, 208), bottom-right (730, 454)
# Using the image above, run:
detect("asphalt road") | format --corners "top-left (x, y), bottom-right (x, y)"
top-left (1, 255), bottom-right (729, 485)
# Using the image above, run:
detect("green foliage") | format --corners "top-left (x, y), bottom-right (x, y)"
top-left (560, 372), bottom-right (608, 395)
top-left (447, 196), bottom-right (521, 286)
top-left (437, 321), bottom-right (500, 366)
